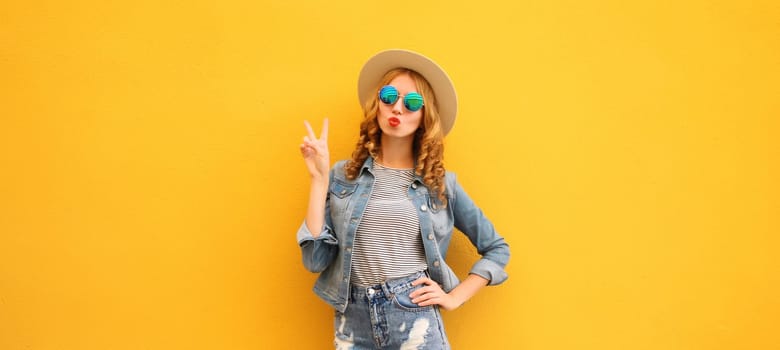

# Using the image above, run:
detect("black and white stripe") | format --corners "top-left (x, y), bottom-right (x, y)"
top-left (350, 162), bottom-right (427, 286)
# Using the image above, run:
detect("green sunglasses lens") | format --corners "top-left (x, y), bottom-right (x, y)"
top-left (379, 85), bottom-right (399, 105)
top-left (404, 93), bottom-right (424, 111)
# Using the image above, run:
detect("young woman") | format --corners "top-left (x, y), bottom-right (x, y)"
top-left (297, 49), bottom-right (510, 349)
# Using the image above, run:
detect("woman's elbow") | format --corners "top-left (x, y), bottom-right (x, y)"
top-left (301, 245), bottom-right (336, 272)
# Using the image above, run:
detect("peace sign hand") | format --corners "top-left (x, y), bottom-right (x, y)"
top-left (300, 119), bottom-right (330, 182)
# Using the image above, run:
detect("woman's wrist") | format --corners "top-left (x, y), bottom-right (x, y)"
top-left (310, 176), bottom-right (328, 189)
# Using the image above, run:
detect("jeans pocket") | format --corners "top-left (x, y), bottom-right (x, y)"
top-left (392, 284), bottom-right (432, 312)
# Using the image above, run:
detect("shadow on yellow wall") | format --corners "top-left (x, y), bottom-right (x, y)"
top-left (1, 1), bottom-right (778, 349)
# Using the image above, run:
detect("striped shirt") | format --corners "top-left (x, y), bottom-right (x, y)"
top-left (350, 162), bottom-right (428, 286)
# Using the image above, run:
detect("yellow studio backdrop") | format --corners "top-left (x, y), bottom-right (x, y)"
top-left (1, 0), bottom-right (778, 349)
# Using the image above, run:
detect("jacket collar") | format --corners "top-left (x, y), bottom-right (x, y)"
top-left (361, 156), bottom-right (425, 185)
top-left (359, 156), bottom-right (375, 175)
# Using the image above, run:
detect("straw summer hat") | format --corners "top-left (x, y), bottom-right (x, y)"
top-left (357, 49), bottom-right (458, 135)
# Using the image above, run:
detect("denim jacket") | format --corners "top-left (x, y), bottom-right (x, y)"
top-left (296, 157), bottom-right (510, 312)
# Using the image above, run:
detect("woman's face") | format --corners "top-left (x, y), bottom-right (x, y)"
top-left (377, 73), bottom-right (424, 140)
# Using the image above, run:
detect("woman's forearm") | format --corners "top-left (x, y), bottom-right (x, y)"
top-left (304, 178), bottom-right (329, 237)
top-left (448, 274), bottom-right (489, 308)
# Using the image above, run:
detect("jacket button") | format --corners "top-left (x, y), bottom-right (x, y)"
top-left (432, 204), bottom-right (437, 210)
top-left (428, 234), bottom-right (434, 240)
top-left (411, 183), bottom-right (418, 189)
top-left (433, 260), bottom-right (440, 267)
top-left (340, 189), bottom-right (346, 195)
top-left (420, 205), bottom-right (427, 212)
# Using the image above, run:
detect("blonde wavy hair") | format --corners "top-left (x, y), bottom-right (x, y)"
top-left (344, 68), bottom-right (448, 207)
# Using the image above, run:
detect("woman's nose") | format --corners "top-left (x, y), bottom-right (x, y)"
top-left (392, 99), bottom-right (404, 114)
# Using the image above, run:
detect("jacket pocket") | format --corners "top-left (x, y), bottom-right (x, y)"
top-left (329, 180), bottom-right (359, 221)
top-left (330, 180), bottom-right (358, 199)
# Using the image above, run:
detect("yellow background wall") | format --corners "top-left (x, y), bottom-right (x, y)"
top-left (1, 0), bottom-right (778, 349)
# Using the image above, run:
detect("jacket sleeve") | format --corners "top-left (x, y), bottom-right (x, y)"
top-left (296, 169), bottom-right (339, 273)
top-left (449, 174), bottom-right (510, 285)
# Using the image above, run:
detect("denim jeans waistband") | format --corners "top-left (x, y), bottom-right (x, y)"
top-left (350, 270), bottom-right (427, 301)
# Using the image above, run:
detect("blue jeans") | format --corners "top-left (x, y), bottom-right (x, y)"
top-left (334, 271), bottom-right (450, 349)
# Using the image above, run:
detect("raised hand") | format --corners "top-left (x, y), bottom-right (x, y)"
top-left (300, 119), bottom-right (330, 181)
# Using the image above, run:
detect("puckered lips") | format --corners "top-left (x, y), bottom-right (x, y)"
top-left (388, 117), bottom-right (400, 127)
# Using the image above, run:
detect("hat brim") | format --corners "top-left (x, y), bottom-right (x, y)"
top-left (358, 49), bottom-right (457, 136)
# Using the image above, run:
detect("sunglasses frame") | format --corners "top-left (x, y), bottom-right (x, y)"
top-left (378, 85), bottom-right (425, 112)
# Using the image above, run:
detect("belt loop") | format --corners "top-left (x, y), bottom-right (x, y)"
top-left (381, 280), bottom-right (392, 297)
